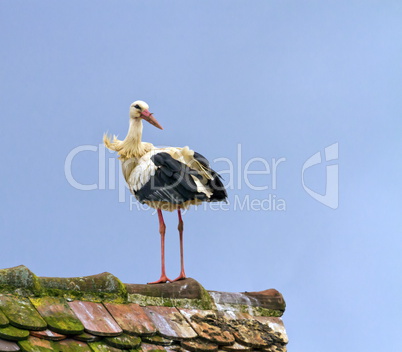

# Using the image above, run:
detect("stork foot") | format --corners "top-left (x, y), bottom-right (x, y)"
top-left (148, 275), bottom-right (172, 284)
top-left (171, 271), bottom-right (187, 282)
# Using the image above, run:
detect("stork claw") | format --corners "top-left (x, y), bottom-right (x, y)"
top-left (171, 271), bottom-right (186, 282)
top-left (148, 275), bottom-right (172, 284)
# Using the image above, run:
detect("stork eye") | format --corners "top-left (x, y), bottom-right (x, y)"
top-left (134, 104), bottom-right (141, 110)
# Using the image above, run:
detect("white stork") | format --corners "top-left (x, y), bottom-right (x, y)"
top-left (104, 101), bottom-right (227, 284)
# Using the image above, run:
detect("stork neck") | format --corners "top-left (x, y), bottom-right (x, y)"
top-left (116, 117), bottom-right (148, 159)
top-left (126, 118), bottom-right (143, 145)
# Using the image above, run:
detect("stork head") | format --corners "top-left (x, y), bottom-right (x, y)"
top-left (129, 100), bottom-right (163, 130)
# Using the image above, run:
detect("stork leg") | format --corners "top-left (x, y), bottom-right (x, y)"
top-left (172, 208), bottom-right (187, 282)
top-left (148, 209), bottom-right (171, 284)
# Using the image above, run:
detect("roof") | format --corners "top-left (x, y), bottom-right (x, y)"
top-left (0, 265), bottom-right (287, 352)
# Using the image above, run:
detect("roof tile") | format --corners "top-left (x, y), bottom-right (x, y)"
top-left (221, 342), bottom-right (251, 351)
top-left (253, 317), bottom-right (288, 344)
top-left (104, 302), bottom-right (156, 336)
top-left (164, 345), bottom-right (184, 352)
top-left (141, 335), bottom-right (173, 346)
top-left (0, 266), bottom-right (40, 296)
top-left (226, 320), bottom-right (273, 349)
top-left (104, 334), bottom-right (141, 349)
top-left (68, 301), bottom-right (122, 337)
top-left (208, 289), bottom-right (285, 315)
top-left (179, 309), bottom-right (235, 346)
top-left (0, 339), bottom-right (20, 352)
top-left (181, 338), bottom-right (219, 352)
top-left (144, 307), bottom-right (197, 340)
top-left (0, 326), bottom-right (29, 342)
top-left (219, 311), bottom-right (253, 321)
top-left (72, 332), bottom-right (101, 343)
top-left (0, 267), bottom-right (288, 352)
top-left (30, 329), bottom-right (66, 341)
top-left (30, 297), bottom-right (84, 335)
top-left (54, 339), bottom-right (92, 352)
top-left (0, 311), bottom-right (8, 328)
top-left (141, 343), bottom-right (166, 352)
top-left (0, 295), bottom-right (47, 331)
top-left (243, 289), bottom-right (286, 311)
top-left (126, 278), bottom-right (205, 300)
top-left (88, 341), bottom-right (124, 352)
top-left (39, 272), bottom-right (126, 301)
top-left (18, 336), bottom-right (55, 352)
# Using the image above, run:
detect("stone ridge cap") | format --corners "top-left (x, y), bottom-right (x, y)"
top-left (0, 265), bottom-right (285, 314)
top-left (39, 271), bottom-right (113, 279)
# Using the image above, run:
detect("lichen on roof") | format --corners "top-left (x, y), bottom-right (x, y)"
top-left (0, 265), bottom-right (288, 352)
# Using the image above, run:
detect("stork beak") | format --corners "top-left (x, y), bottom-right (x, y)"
top-left (140, 109), bottom-right (163, 130)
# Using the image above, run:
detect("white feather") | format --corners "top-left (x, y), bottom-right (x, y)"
top-left (126, 146), bottom-right (216, 197)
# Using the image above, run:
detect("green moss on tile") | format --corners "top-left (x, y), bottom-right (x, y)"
top-left (29, 297), bottom-right (85, 335)
top-left (250, 306), bottom-right (284, 317)
top-left (73, 332), bottom-right (101, 342)
top-left (0, 267), bottom-right (286, 320)
top-left (18, 336), bottom-right (55, 352)
top-left (55, 339), bottom-right (93, 352)
top-left (198, 283), bottom-right (217, 310)
top-left (142, 335), bottom-right (173, 346)
top-left (212, 302), bottom-right (283, 317)
top-left (127, 293), bottom-right (216, 311)
top-left (104, 334), bottom-right (141, 349)
top-left (38, 273), bottom-right (127, 303)
top-left (88, 341), bottom-right (124, 352)
top-left (0, 295), bottom-right (47, 330)
top-left (0, 325), bottom-right (30, 341)
top-left (127, 281), bottom-right (215, 310)
top-left (0, 308), bottom-right (9, 327)
top-left (0, 265), bottom-right (41, 296)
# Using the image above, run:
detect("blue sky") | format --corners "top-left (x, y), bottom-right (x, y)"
top-left (1, 1), bottom-right (401, 351)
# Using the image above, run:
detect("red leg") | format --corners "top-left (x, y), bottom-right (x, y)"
top-left (172, 208), bottom-right (187, 282)
top-left (148, 209), bottom-right (171, 284)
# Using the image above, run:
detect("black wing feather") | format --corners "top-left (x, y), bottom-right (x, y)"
top-left (134, 151), bottom-right (227, 205)
top-left (134, 152), bottom-right (207, 204)
top-left (193, 151), bottom-right (228, 202)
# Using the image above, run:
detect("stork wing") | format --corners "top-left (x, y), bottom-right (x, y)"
top-left (134, 152), bottom-right (208, 205)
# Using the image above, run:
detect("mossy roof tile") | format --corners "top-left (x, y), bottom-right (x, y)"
top-left (0, 295), bottom-right (47, 331)
top-left (179, 309), bottom-right (235, 346)
top-left (87, 341), bottom-right (123, 352)
top-left (0, 266), bottom-right (40, 296)
top-left (72, 332), bottom-right (100, 343)
top-left (0, 311), bottom-right (8, 328)
top-left (104, 334), bottom-right (141, 349)
top-left (225, 319), bottom-right (273, 349)
top-left (29, 297), bottom-right (84, 335)
top-left (0, 326), bottom-right (29, 342)
top-left (39, 273), bottom-right (126, 302)
top-left (141, 335), bottom-right (173, 346)
top-left (0, 267), bottom-right (288, 352)
top-left (253, 316), bottom-right (288, 344)
top-left (181, 338), bottom-right (219, 352)
top-left (18, 336), bottom-right (55, 352)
